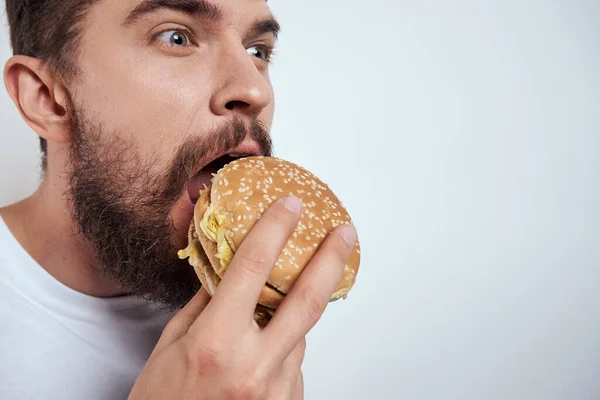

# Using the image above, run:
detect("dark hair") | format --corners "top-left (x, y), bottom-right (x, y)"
top-left (5, 0), bottom-right (96, 171)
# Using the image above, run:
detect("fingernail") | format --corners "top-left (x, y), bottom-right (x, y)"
top-left (283, 194), bottom-right (302, 213)
top-left (340, 225), bottom-right (357, 247)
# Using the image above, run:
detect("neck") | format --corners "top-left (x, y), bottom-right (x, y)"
top-left (0, 178), bottom-right (126, 298)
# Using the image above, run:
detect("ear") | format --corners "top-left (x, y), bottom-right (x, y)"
top-left (3, 55), bottom-right (72, 144)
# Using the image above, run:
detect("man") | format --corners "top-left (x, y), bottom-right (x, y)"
top-left (0, 0), bottom-right (357, 398)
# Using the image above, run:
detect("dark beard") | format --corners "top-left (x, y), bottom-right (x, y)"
top-left (67, 108), bottom-right (273, 310)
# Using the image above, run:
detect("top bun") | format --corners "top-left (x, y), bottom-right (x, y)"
top-left (198, 156), bottom-right (360, 303)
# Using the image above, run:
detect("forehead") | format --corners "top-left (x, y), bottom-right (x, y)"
top-left (90, 0), bottom-right (273, 27)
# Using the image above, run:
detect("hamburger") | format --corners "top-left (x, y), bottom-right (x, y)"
top-left (178, 156), bottom-right (361, 327)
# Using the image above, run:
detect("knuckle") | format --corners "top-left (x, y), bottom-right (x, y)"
top-left (236, 245), bottom-right (269, 275)
top-left (298, 338), bottom-right (307, 353)
top-left (332, 248), bottom-right (348, 269)
top-left (332, 234), bottom-right (352, 264)
top-left (188, 338), bottom-right (224, 369)
top-left (228, 375), bottom-right (268, 400)
top-left (267, 203), bottom-right (296, 227)
top-left (300, 285), bottom-right (327, 323)
top-left (316, 235), bottom-right (350, 274)
top-left (162, 318), bottom-right (181, 337)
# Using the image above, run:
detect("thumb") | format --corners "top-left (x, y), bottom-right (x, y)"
top-left (150, 287), bottom-right (212, 358)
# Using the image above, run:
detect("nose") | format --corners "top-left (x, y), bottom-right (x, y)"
top-left (210, 46), bottom-right (273, 118)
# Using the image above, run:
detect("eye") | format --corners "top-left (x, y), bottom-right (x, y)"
top-left (247, 45), bottom-right (272, 61)
top-left (156, 30), bottom-right (191, 46)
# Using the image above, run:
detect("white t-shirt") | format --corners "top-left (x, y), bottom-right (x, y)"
top-left (0, 217), bottom-right (174, 400)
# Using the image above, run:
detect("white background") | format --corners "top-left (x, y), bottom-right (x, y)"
top-left (2, 0), bottom-right (600, 399)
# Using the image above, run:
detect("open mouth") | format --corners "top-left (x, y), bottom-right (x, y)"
top-left (187, 152), bottom-right (255, 204)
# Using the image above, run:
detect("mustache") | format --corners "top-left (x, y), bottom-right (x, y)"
top-left (158, 116), bottom-right (273, 206)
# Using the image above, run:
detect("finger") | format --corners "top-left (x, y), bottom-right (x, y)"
top-left (207, 195), bottom-right (303, 321)
top-left (266, 339), bottom-right (305, 400)
top-left (172, 287), bottom-right (212, 332)
top-left (263, 224), bottom-right (357, 362)
top-left (292, 372), bottom-right (304, 400)
top-left (150, 287), bottom-right (211, 357)
top-left (283, 337), bottom-right (306, 374)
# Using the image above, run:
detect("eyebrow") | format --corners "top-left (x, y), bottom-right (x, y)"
top-left (123, 0), bottom-right (280, 39)
top-left (248, 18), bottom-right (280, 40)
top-left (124, 0), bottom-right (223, 26)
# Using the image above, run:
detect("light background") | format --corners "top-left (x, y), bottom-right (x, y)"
top-left (2, 0), bottom-right (600, 399)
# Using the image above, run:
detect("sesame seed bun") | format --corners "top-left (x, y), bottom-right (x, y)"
top-left (180, 156), bottom-right (361, 324)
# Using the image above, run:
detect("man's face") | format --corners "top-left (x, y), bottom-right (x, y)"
top-left (64, 0), bottom-right (277, 308)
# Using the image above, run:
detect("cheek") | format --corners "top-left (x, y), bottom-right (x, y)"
top-left (74, 45), bottom-right (213, 167)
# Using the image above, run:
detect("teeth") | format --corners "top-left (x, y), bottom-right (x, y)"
top-left (228, 153), bottom-right (251, 158)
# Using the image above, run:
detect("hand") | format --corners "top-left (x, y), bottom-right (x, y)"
top-left (128, 195), bottom-right (358, 400)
